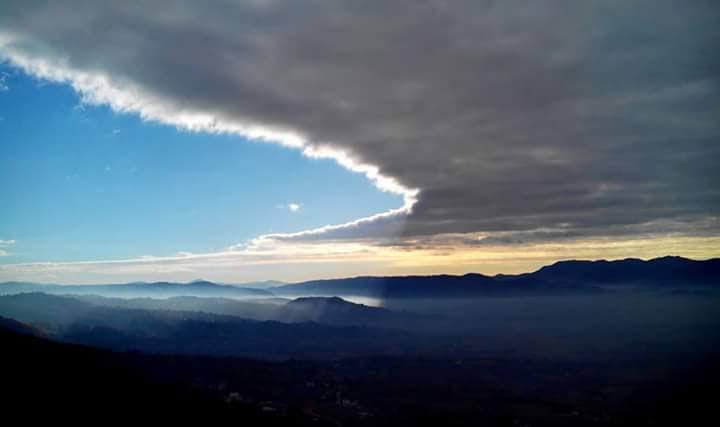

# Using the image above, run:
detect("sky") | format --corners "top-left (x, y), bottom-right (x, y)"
top-left (0, 1), bottom-right (718, 284)
top-left (0, 66), bottom-right (400, 262)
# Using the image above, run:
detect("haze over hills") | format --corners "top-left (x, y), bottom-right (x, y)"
top-left (1, 257), bottom-right (720, 424)
top-left (275, 296), bottom-right (433, 328)
top-left (72, 294), bottom-right (288, 321)
top-left (61, 294), bottom-right (428, 329)
top-left (0, 293), bottom-right (428, 359)
top-left (1, 256), bottom-right (719, 362)
top-left (2, 257), bottom-right (719, 300)
top-left (0, 279), bottom-right (274, 298)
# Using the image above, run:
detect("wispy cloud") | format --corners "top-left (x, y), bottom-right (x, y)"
top-left (275, 202), bottom-right (302, 213)
top-left (0, 239), bottom-right (15, 257)
top-left (0, 71), bottom-right (9, 91)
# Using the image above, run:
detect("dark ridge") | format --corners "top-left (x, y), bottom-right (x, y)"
top-left (273, 257), bottom-right (719, 297)
top-left (532, 256), bottom-right (720, 285)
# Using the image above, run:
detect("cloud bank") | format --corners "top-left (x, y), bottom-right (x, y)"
top-left (0, 1), bottom-right (718, 274)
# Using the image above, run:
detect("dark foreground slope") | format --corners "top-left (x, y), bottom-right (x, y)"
top-left (0, 319), bottom-right (313, 424)
top-left (2, 320), bottom-right (719, 426)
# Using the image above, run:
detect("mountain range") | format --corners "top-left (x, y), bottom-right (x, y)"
top-left (272, 256), bottom-right (720, 297)
top-left (0, 292), bottom-right (426, 359)
top-left (2, 256), bottom-right (718, 300)
top-left (0, 279), bottom-right (273, 298)
top-left (1, 256), bottom-right (719, 362)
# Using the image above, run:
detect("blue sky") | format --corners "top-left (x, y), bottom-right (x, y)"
top-left (0, 64), bottom-right (401, 264)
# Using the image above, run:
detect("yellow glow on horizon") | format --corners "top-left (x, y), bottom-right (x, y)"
top-left (369, 235), bottom-right (720, 276)
top-left (1, 234), bottom-right (718, 284)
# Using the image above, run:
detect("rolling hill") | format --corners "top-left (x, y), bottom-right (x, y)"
top-left (0, 279), bottom-right (273, 298)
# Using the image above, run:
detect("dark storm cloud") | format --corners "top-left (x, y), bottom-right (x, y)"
top-left (1, 0), bottom-right (718, 242)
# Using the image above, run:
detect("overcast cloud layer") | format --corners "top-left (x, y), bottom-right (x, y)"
top-left (1, 0), bottom-right (719, 248)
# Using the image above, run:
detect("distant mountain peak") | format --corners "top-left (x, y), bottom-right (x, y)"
top-left (187, 279), bottom-right (220, 286)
